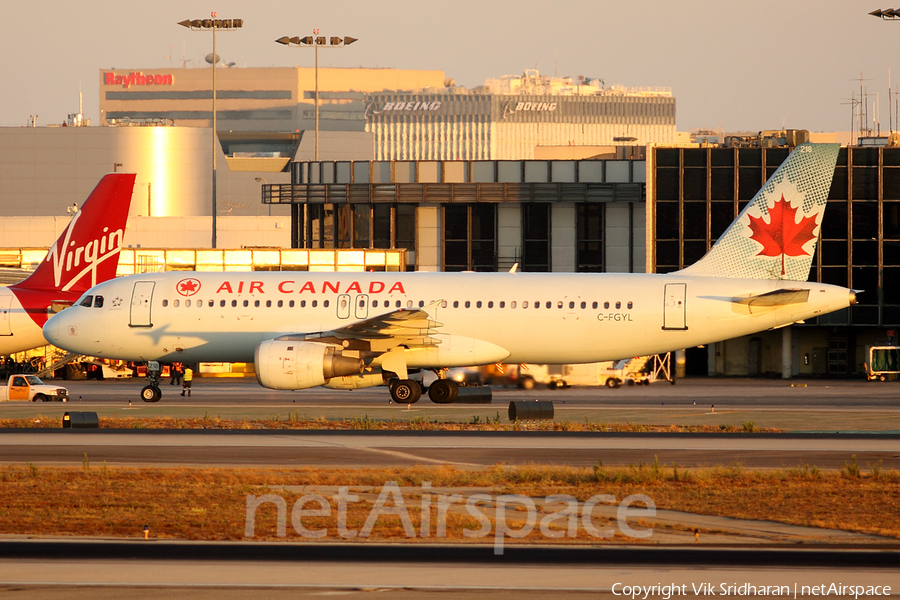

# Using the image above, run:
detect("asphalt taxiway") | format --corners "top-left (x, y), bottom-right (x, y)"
top-left (1, 429), bottom-right (898, 468)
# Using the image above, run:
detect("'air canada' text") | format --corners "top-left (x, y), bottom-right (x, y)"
top-left (214, 280), bottom-right (406, 295)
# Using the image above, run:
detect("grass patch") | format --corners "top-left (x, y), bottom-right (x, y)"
top-left (0, 463), bottom-right (897, 543)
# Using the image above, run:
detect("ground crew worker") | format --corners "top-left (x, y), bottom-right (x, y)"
top-left (181, 367), bottom-right (193, 397)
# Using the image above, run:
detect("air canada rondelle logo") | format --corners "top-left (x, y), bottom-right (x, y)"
top-left (176, 278), bottom-right (201, 297)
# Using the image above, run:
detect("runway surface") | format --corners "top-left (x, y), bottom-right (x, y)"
top-left (2, 429), bottom-right (898, 468)
top-left (1, 541), bottom-right (898, 598)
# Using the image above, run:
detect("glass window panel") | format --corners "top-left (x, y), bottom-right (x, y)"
top-left (682, 168), bottom-right (707, 201)
top-left (655, 240), bottom-right (680, 267)
top-left (851, 305), bottom-right (879, 325)
top-left (852, 202), bottom-right (878, 239)
top-left (852, 168), bottom-right (878, 200)
top-left (851, 147), bottom-right (879, 166)
top-left (655, 202), bottom-right (679, 240)
top-left (884, 169), bottom-right (900, 199)
top-left (851, 267), bottom-right (879, 302)
top-left (655, 169), bottom-right (679, 201)
top-left (710, 149), bottom-right (735, 167)
top-left (471, 204), bottom-right (495, 241)
top-left (828, 167), bottom-right (848, 200)
top-left (710, 170), bottom-right (734, 200)
top-left (821, 202), bottom-right (848, 239)
top-left (883, 267), bottom-right (900, 303)
top-left (471, 161), bottom-right (495, 182)
top-left (852, 241), bottom-right (878, 266)
top-left (738, 149), bottom-right (762, 167)
top-left (710, 203), bottom-right (736, 240)
top-left (683, 241), bottom-right (707, 266)
top-left (766, 148), bottom-right (789, 167)
top-left (353, 162), bottom-right (369, 183)
top-left (682, 202), bottom-right (707, 240)
top-left (738, 168), bottom-right (763, 200)
top-left (373, 204), bottom-right (391, 249)
top-left (821, 266), bottom-right (848, 288)
top-left (884, 241), bottom-right (900, 265)
top-left (395, 204), bottom-right (416, 250)
top-left (655, 149), bottom-right (680, 167)
top-left (821, 240), bottom-right (848, 266)
top-left (883, 148), bottom-right (900, 166)
top-left (353, 205), bottom-right (370, 248)
top-left (885, 203), bottom-right (900, 238)
top-left (335, 204), bottom-right (352, 249)
top-left (682, 149), bottom-right (707, 167)
top-left (444, 205), bottom-right (468, 240)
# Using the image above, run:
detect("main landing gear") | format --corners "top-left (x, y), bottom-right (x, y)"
top-left (141, 360), bottom-right (162, 403)
top-left (427, 379), bottom-right (458, 404)
top-left (389, 379), bottom-right (422, 404)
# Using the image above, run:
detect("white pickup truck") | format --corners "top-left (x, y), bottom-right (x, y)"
top-left (0, 374), bottom-right (68, 402)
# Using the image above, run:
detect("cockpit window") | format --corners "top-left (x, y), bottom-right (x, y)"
top-left (79, 296), bottom-right (93, 308)
top-left (94, 296), bottom-right (104, 308)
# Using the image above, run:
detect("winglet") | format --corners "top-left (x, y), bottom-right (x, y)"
top-left (509, 263), bottom-right (519, 273)
top-left (677, 143), bottom-right (840, 281)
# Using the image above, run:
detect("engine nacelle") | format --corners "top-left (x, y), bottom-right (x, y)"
top-left (255, 340), bottom-right (363, 390)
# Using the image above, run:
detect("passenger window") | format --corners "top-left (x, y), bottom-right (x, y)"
top-left (396, 300), bottom-right (401, 308)
top-left (592, 302), bottom-right (598, 309)
top-left (627, 301), bottom-right (633, 309)
top-left (615, 301), bottom-right (621, 309)
top-left (580, 301), bottom-right (586, 309)
top-left (277, 300), bottom-right (283, 308)
top-left (324, 300), bottom-right (330, 308)
top-left (94, 296), bottom-right (104, 308)
top-left (546, 301), bottom-right (552, 309)
top-left (312, 300), bottom-right (318, 308)
top-left (197, 300), bottom-right (203, 307)
top-left (174, 300), bottom-right (180, 307)
top-left (266, 300), bottom-right (272, 308)
top-left (604, 302), bottom-right (610, 309)
top-left (476, 301), bottom-right (482, 308)
top-left (372, 300), bottom-right (378, 308)
top-left (290, 300), bottom-right (296, 308)
top-left (162, 299), bottom-right (169, 308)
top-left (441, 301), bottom-right (448, 308)
top-left (534, 301), bottom-right (540, 309)
top-left (300, 300), bottom-right (306, 308)
top-left (499, 301), bottom-right (504, 308)
top-left (511, 301), bottom-right (516, 309)
top-left (418, 300), bottom-right (424, 308)
top-left (406, 300), bottom-right (413, 308)
top-left (79, 296), bottom-right (93, 308)
top-left (232, 300), bottom-right (237, 307)
top-left (522, 301), bottom-right (527, 308)
top-left (465, 301), bottom-right (471, 308)
top-left (254, 300), bottom-right (260, 307)
top-left (186, 300), bottom-right (192, 308)
top-left (453, 301), bottom-right (459, 308)
top-left (243, 300), bottom-right (249, 308)
top-left (220, 300), bottom-right (225, 307)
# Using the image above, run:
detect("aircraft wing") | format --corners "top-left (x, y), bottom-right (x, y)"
top-left (276, 303), bottom-right (444, 355)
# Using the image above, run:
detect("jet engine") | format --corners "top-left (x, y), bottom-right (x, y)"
top-left (255, 340), bottom-right (363, 390)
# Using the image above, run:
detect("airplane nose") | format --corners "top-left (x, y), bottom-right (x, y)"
top-left (42, 313), bottom-right (62, 345)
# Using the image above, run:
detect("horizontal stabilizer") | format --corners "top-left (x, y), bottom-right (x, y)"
top-left (734, 288), bottom-right (810, 312)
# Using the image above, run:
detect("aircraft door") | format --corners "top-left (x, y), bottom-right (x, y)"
top-left (0, 294), bottom-right (11, 336)
top-left (9, 376), bottom-right (29, 400)
top-left (130, 281), bottom-right (155, 328)
top-left (662, 283), bottom-right (687, 330)
top-left (337, 294), bottom-right (351, 319)
top-left (355, 294), bottom-right (369, 319)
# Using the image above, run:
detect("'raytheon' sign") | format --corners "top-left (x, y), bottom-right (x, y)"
top-left (104, 72), bottom-right (175, 89)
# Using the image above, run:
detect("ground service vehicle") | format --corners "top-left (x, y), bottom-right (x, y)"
top-left (0, 374), bottom-right (67, 402)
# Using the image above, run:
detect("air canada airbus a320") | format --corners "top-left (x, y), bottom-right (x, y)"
top-left (44, 144), bottom-right (855, 404)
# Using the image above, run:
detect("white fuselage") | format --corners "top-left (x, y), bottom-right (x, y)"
top-left (0, 288), bottom-right (58, 355)
top-left (43, 271), bottom-right (854, 366)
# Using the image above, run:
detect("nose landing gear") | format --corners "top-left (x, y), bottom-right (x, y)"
top-left (141, 360), bottom-right (162, 403)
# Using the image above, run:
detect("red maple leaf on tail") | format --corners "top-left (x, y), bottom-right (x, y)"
top-left (747, 195), bottom-right (818, 275)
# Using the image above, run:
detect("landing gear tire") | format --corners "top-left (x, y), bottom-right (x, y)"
top-left (428, 379), bottom-right (458, 404)
top-left (141, 385), bottom-right (162, 403)
top-left (391, 380), bottom-right (421, 404)
top-left (519, 377), bottom-right (535, 391)
top-left (605, 378), bottom-right (621, 389)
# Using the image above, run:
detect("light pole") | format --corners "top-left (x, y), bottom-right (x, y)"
top-left (254, 177), bottom-right (270, 216)
top-left (275, 33), bottom-right (357, 161)
top-left (178, 14), bottom-right (243, 248)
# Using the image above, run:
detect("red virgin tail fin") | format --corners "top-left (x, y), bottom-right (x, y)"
top-left (12, 173), bottom-right (135, 294)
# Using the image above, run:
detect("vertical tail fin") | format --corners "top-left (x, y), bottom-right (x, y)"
top-left (12, 173), bottom-right (136, 294)
top-left (677, 143), bottom-right (840, 281)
